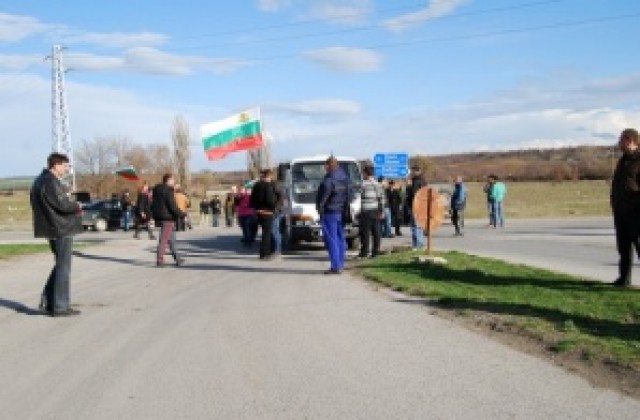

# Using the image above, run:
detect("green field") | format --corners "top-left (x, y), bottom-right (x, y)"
top-left (359, 250), bottom-right (640, 371)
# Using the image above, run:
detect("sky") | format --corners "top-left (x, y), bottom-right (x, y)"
top-left (0, 0), bottom-right (639, 177)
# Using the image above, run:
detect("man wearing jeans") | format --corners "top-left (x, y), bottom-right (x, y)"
top-left (406, 166), bottom-right (426, 250)
top-left (151, 174), bottom-right (186, 267)
top-left (30, 152), bottom-right (83, 317)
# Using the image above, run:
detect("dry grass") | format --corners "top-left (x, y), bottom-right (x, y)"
top-left (0, 181), bottom-right (612, 230)
top-left (463, 180), bottom-right (611, 219)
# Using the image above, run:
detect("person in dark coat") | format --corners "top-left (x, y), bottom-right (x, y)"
top-left (250, 169), bottom-right (277, 260)
top-left (30, 152), bottom-right (83, 317)
top-left (316, 156), bottom-right (351, 274)
top-left (151, 173), bottom-right (186, 267)
top-left (388, 180), bottom-right (403, 236)
top-left (405, 166), bottom-right (427, 249)
top-left (210, 195), bottom-right (222, 227)
top-left (133, 182), bottom-right (155, 239)
top-left (611, 128), bottom-right (640, 287)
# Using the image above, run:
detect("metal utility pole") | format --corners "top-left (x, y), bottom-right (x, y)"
top-left (50, 45), bottom-right (75, 190)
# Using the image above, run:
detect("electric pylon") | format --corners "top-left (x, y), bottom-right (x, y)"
top-left (50, 45), bottom-right (75, 190)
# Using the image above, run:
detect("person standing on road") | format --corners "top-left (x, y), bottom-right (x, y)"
top-left (271, 181), bottom-right (285, 257)
top-left (611, 128), bottom-right (640, 287)
top-left (388, 180), bottom-right (403, 236)
top-left (316, 156), bottom-right (351, 274)
top-left (250, 169), bottom-right (278, 260)
top-left (199, 197), bottom-right (210, 227)
top-left (489, 175), bottom-right (507, 228)
top-left (133, 182), bottom-right (156, 240)
top-left (151, 174), bottom-right (186, 267)
top-left (174, 185), bottom-right (191, 231)
top-left (237, 186), bottom-right (257, 246)
top-left (483, 177), bottom-right (494, 227)
top-left (120, 190), bottom-right (133, 231)
top-left (451, 176), bottom-right (467, 237)
top-left (406, 166), bottom-right (427, 250)
top-left (210, 195), bottom-right (222, 227)
top-left (30, 152), bottom-right (83, 317)
top-left (224, 193), bottom-right (235, 227)
top-left (379, 177), bottom-right (394, 238)
top-left (359, 166), bottom-right (385, 258)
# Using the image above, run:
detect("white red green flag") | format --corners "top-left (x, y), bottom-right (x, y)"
top-left (115, 165), bottom-right (139, 181)
top-left (201, 108), bottom-right (263, 160)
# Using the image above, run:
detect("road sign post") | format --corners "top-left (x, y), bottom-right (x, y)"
top-left (373, 153), bottom-right (409, 179)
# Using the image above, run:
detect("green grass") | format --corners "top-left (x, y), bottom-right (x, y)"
top-left (359, 250), bottom-right (640, 369)
top-left (0, 242), bottom-right (92, 259)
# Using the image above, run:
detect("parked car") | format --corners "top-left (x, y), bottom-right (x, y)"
top-left (81, 198), bottom-right (124, 232)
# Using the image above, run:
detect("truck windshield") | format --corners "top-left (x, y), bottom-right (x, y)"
top-left (291, 161), bottom-right (361, 204)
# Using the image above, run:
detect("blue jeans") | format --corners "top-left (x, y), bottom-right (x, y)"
top-left (272, 213), bottom-right (283, 254)
top-left (382, 208), bottom-right (393, 237)
top-left (239, 215), bottom-right (257, 243)
top-left (212, 213), bottom-right (220, 227)
top-left (123, 210), bottom-right (131, 231)
top-left (409, 210), bottom-right (425, 248)
top-left (490, 200), bottom-right (504, 227)
top-left (42, 236), bottom-right (73, 312)
top-left (321, 212), bottom-right (346, 271)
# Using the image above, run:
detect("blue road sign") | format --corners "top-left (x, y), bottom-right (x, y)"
top-left (373, 153), bottom-right (409, 179)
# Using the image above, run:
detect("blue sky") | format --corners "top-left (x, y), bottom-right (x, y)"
top-left (1, 0), bottom-right (639, 177)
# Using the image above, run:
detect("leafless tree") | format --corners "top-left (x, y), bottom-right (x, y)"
top-left (171, 115), bottom-right (191, 190)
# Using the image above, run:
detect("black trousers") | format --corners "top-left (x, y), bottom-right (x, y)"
top-left (359, 209), bottom-right (381, 257)
top-left (257, 213), bottom-right (274, 258)
top-left (614, 211), bottom-right (640, 284)
top-left (451, 208), bottom-right (464, 234)
top-left (391, 209), bottom-right (401, 235)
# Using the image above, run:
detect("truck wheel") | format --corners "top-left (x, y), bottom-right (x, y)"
top-left (94, 218), bottom-right (107, 232)
top-left (347, 237), bottom-right (360, 250)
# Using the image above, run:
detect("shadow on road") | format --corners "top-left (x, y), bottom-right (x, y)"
top-left (0, 298), bottom-right (47, 316)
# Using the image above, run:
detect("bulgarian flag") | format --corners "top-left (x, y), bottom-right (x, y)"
top-left (115, 165), bottom-right (140, 181)
top-left (201, 107), bottom-right (263, 160)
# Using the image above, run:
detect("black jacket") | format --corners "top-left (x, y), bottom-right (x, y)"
top-left (611, 151), bottom-right (640, 215)
top-left (406, 174), bottom-right (426, 207)
top-left (250, 180), bottom-right (277, 213)
top-left (30, 169), bottom-right (82, 238)
top-left (135, 192), bottom-right (151, 217)
top-left (151, 183), bottom-right (184, 223)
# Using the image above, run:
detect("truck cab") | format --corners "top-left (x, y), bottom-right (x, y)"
top-left (278, 155), bottom-right (362, 249)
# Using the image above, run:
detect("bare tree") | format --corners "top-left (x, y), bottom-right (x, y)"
top-left (171, 115), bottom-right (191, 190)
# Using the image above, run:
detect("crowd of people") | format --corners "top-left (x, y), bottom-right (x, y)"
top-left (29, 129), bottom-right (639, 315)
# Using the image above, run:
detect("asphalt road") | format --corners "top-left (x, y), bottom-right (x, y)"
top-left (0, 220), bottom-right (638, 419)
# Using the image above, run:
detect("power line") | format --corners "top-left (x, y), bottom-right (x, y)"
top-left (240, 11), bottom-right (640, 64)
top-left (168, 0), bottom-right (565, 52)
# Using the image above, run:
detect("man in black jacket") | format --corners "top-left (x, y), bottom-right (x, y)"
top-left (151, 173), bottom-right (186, 267)
top-left (30, 152), bottom-right (83, 317)
top-left (611, 128), bottom-right (640, 287)
top-left (405, 166), bottom-right (427, 249)
top-left (133, 182), bottom-right (155, 240)
top-left (250, 169), bottom-right (277, 260)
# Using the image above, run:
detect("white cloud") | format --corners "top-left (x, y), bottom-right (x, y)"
top-left (0, 54), bottom-right (45, 71)
top-left (0, 13), bottom-right (51, 43)
top-left (258, 0), bottom-right (293, 12)
top-left (303, 46), bottom-right (382, 72)
top-left (65, 48), bottom-right (254, 75)
top-left (303, 1), bottom-right (372, 25)
top-left (383, 0), bottom-right (470, 32)
top-left (265, 99), bottom-right (361, 117)
top-left (62, 31), bottom-right (168, 48)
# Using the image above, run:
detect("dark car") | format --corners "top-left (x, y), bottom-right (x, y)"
top-left (81, 198), bottom-right (124, 232)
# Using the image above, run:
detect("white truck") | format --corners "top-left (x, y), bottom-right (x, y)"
top-left (277, 155), bottom-right (363, 250)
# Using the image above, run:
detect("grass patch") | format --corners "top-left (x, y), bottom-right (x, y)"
top-left (0, 242), bottom-right (92, 259)
top-left (359, 250), bottom-right (640, 370)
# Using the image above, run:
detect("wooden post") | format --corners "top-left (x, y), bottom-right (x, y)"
top-left (426, 188), bottom-right (433, 255)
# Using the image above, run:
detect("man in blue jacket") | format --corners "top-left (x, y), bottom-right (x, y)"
top-left (30, 152), bottom-right (83, 317)
top-left (450, 176), bottom-right (467, 236)
top-left (316, 156), bottom-right (351, 274)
